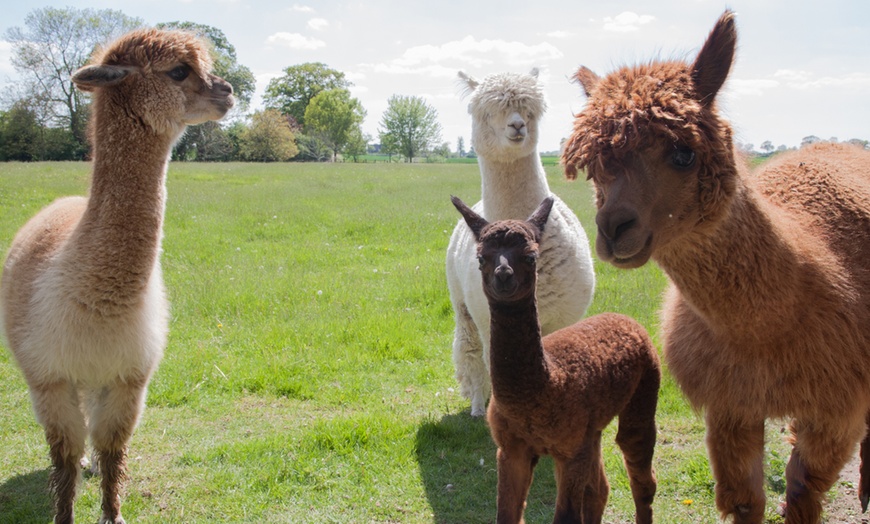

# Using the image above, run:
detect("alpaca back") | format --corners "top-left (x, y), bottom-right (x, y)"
top-left (755, 143), bottom-right (870, 287)
top-left (490, 313), bottom-right (659, 449)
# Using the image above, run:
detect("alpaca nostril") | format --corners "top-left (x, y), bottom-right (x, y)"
top-left (495, 257), bottom-right (514, 282)
top-left (614, 218), bottom-right (636, 241)
top-left (597, 209), bottom-right (638, 241)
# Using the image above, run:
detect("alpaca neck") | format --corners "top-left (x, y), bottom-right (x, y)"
top-left (488, 295), bottom-right (550, 403)
top-left (656, 178), bottom-right (811, 339)
top-left (478, 150), bottom-right (551, 221)
top-left (64, 101), bottom-right (180, 312)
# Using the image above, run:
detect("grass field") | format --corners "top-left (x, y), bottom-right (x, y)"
top-left (0, 161), bottom-right (810, 523)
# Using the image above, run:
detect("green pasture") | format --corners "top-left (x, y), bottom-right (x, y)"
top-left (0, 161), bottom-right (815, 522)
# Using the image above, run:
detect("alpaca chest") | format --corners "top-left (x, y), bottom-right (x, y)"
top-left (663, 296), bottom-right (870, 420)
top-left (19, 265), bottom-right (168, 386)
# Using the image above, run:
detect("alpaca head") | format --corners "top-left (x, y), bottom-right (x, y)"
top-left (459, 69), bottom-right (546, 161)
top-left (71, 28), bottom-right (235, 138)
top-left (452, 195), bottom-right (553, 304)
top-left (561, 10), bottom-right (739, 269)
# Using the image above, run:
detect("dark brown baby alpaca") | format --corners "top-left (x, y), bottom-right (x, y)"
top-left (452, 195), bottom-right (660, 524)
top-left (562, 9), bottom-right (870, 524)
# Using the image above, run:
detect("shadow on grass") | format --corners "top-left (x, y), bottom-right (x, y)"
top-left (415, 409), bottom-right (558, 524)
top-left (0, 468), bottom-right (53, 523)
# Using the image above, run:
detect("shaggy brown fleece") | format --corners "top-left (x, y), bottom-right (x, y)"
top-left (561, 9), bottom-right (870, 524)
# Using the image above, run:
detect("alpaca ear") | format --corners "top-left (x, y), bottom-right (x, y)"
top-left (527, 196), bottom-right (555, 234)
top-left (451, 195), bottom-right (488, 240)
top-left (573, 66), bottom-right (600, 97)
top-left (457, 71), bottom-right (479, 98)
top-left (691, 10), bottom-right (737, 106)
top-left (72, 65), bottom-right (133, 91)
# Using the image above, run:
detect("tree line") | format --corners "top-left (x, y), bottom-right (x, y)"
top-left (0, 7), bottom-right (445, 162)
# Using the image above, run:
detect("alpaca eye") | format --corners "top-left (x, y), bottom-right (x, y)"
top-left (167, 65), bottom-right (190, 81)
top-left (671, 146), bottom-right (696, 168)
top-left (477, 255), bottom-right (485, 269)
top-left (525, 254), bottom-right (537, 265)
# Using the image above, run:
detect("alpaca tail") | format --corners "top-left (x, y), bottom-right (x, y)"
top-left (615, 355), bottom-right (660, 524)
top-left (860, 411), bottom-right (870, 512)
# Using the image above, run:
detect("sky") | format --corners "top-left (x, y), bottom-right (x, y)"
top-left (1, 0), bottom-right (868, 153)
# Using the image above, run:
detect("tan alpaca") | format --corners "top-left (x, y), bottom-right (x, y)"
top-left (453, 196), bottom-right (659, 524)
top-left (0, 29), bottom-right (233, 524)
top-left (562, 10), bottom-right (870, 524)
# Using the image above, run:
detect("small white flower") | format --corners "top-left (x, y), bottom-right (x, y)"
top-left (317, 290), bottom-right (323, 295)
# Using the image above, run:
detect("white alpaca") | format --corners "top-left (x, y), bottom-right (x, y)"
top-left (446, 69), bottom-right (595, 416)
top-left (0, 29), bottom-right (233, 524)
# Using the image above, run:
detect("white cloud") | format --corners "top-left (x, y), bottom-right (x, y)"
top-left (266, 32), bottom-right (326, 50)
top-left (364, 62), bottom-right (459, 78)
top-left (0, 41), bottom-right (15, 77)
top-left (603, 12), bottom-right (655, 32)
top-left (772, 69), bottom-right (870, 90)
top-left (544, 30), bottom-right (575, 39)
top-left (391, 35), bottom-right (563, 70)
top-left (290, 4), bottom-right (314, 13)
top-left (729, 78), bottom-right (780, 97)
top-left (344, 71), bottom-right (366, 82)
top-left (308, 18), bottom-right (329, 31)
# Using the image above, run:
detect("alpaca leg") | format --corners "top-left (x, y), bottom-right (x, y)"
top-left (496, 443), bottom-right (538, 524)
top-left (87, 377), bottom-right (148, 524)
top-left (783, 416), bottom-right (865, 524)
top-left (30, 380), bottom-right (87, 524)
top-left (859, 411), bottom-right (870, 512)
top-left (452, 304), bottom-right (489, 416)
top-left (615, 368), bottom-right (658, 524)
top-left (705, 411), bottom-right (765, 523)
top-left (553, 434), bottom-right (607, 524)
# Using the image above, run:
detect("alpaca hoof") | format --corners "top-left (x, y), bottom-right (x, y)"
top-left (470, 395), bottom-right (486, 417)
top-left (99, 515), bottom-right (125, 524)
top-left (861, 492), bottom-right (869, 513)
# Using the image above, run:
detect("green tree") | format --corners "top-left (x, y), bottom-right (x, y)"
top-left (0, 100), bottom-right (79, 161)
top-left (4, 7), bottom-right (143, 158)
top-left (172, 121), bottom-right (234, 161)
top-left (342, 128), bottom-right (371, 162)
top-left (304, 89), bottom-right (366, 162)
top-left (156, 21), bottom-right (256, 111)
top-left (263, 63), bottom-right (350, 127)
top-left (295, 134), bottom-right (332, 162)
top-left (238, 109), bottom-right (298, 162)
top-left (433, 141), bottom-right (452, 158)
top-left (378, 95), bottom-right (442, 162)
top-left (0, 102), bottom-right (39, 161)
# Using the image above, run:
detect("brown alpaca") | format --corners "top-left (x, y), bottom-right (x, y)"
top-left (0, 29), bottom-right (233, 524)
top-left (562, 10), bottom-right (870, 524)
top-left (452, 195), bottom-right (660, 524)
